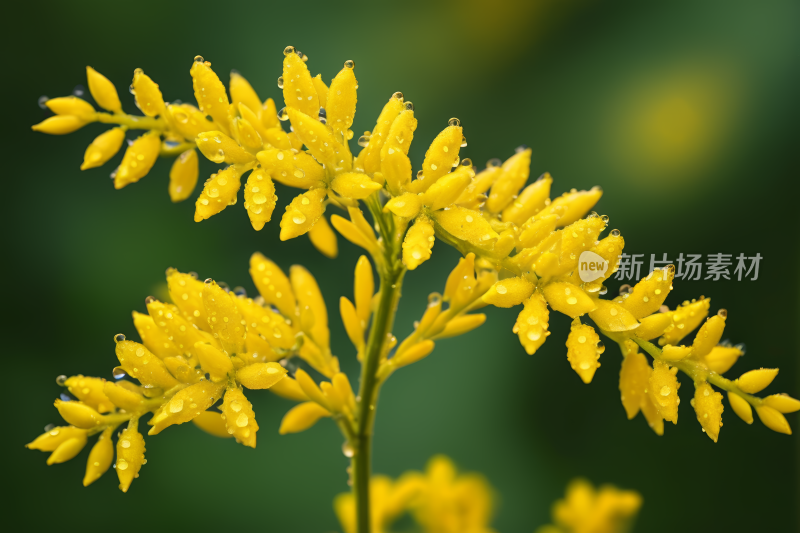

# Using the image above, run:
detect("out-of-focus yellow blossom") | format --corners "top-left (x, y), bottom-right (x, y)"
top-left (335, 455), bottom-right (495, 533)
top-left (536, 478), bottom-right (642, 533)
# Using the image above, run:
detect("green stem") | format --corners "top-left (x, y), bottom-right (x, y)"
top-left (352, 244), bottom-right (405, 533)
top-left (95, 112), bottom-right (166, 131)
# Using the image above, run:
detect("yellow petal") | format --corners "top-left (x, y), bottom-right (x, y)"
top-left (114, 131), bottom-right (160, 189)
top-left (693, 382), bottom-right (724, 442)
top-left (354, 256), bottom-right (375, 323)
top-left (619, 344), bottom-right (650, 419)
top-left (379, 109), bottom-right (417, 162)
top-left (483, 277), bottom-right (535, 308)
top-left (402, 216), bottom-right (435, 270)
top-left (283, 51), bottom-right (319, 117)
top-left (620, 267), bottom-right (674, 319)
top-left (270, 376), bottom-right (309, 402)
top-left (250, 253), bottom-right (297, 317)
top-left (660, 345), bottom-right (692, 362)
top-left (308, 215), bottom-right (338, 258)
top-left (456, 165), bottom-right (502, 208)
top-left (291, 265), bottom-right (330, 350)
top-left (132, 311), bottom-right (181, 359)
top-left (589, 299), bottom-right (640, 332)
top-left (131, 68), bottom-right (164, 117)
top-left (659, 298), bottom-right (710, 346)
top-left (501, 173), bottom-right (552, 225)
top-left (763, 394), bottom-right (800, 413)
top-left (540, 187), bottom-right (603, 227)
top-left (231, 116), bottom-right (263, 151)
top-left (196, 130), bottom-right (254, 165)
top-left (46, 434), bottom-right (88, 465)
top-left (542, 282), bottom-right (596, 319)
top-left (286, 107), bottom-right (340, 169)
top-left (727, 392), bottom-right (753, 424)
top-left (194, 166), bottom-right (242, 222)
top-left (332, 172), bottom-right (382, 199)
top-left (54, 400), bottom-right (102, 429)
top-left (28, 426), bottom-right (85, 452)
top-left (432, 207), bottom-right (498, 247)
top-left (384, 193), bottom-right (422, 219)
top-left (257, 148), bottom-right (324, 189)
top-left (486, 149), bottom-right (531, 213)
top-left (755, 405), bottom-right (791, 435)
top-left (229, 71), bottom-right (262, 115)
top-left (279, 188), bottom-right (328, 240)
top-left (327, 63), bottom-right (357, 134)
top-left (146, 294), bottom-right (208, 353)
top-left (517, 214), bottom-right (559, 251)
top-left (358, 95), bottom-right (405, 175)
top-left (691, 315), bottom-right (726, 358)
top-left (168, 149), bottom-right (199, 202)
top-left (237, 362), bottom-right (287, 389)
top-left (222, 387), bottom-right (259, 447)
top-left (648, 360), bottom-right (680, 424)
top-left (64, 375), bottom-right (114, 413)
top-left (381, 149), bottom-right (413, 195)
top-left (244, 168), bottom-right (277, 230)
top-left (202, 279), bottom-right (246, 354)
top-left (633, 311), bottom-right (673, 341)
top-left (192, 410), bottom-right (233, 438)
top-left (312, 74), bottom-right (329, 108)
top-left (432, 313), bottom-right (486, 339)
top-left (736, 368), bottom-right (778, 394)
top-left (421, 165), bottom-right (474, 211)
top-left (419, 124), bottom-right (463, 190)
top-left (190, 59), bottom-right (231, 134)
top-left (704, 345), bottom-right (743, 374)
top-left (392, 340), bottom-right (435, 368)
top-left (167, 103), bottom-right (216, 139)
top-left (83, 427), bottom-right (114, 486)
top-left (115, 339), bottom-right (178, 390)
top-left (340, 296), bottom-right (364, 350)
top-left (81, 127), bottom-right (125, 170)
top-left (86, 66), bottom-right (121, 113)
top-left (565, 320), bottom-right (602, 384)
top-left (279, 401), bottom-right (331, 434)
top-left (260, 97), bottom-right (280, 130)
top-left (46, 96), bottom-right (95, 116)
top-left (513, 291), bottom-right (550, 355)
top-left (103, 381), bottom-right (144, 411)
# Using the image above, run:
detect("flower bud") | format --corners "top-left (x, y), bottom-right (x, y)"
top-left (31, 115), bottom-right (87, 134)
top-left (131, 68), bottom-right (165, 117)
top-left (81, 127), bottom-right (125, 170)
top-left (693, 382), bottom-right (724, 442)
top-left (116, 423), bottom-right (145, 492)
top-left (115, 340), bottom-right (178, 389)
top-left (190, 60), bottom-right (231, 134)
top-left (168, 149), bottom-right (199, 202)
top-left (727, 392), bottom-right (753, 424)
top-left (195, 342), bottom-right (234, 382)
top-left (282, 52), bottom-right (319, 118)
top-left (402, 216), bottom-right (435, 270)
top-left (64, 375), bottom-right (114, 413)
top-left (566, 320), bottom-right (602, 384)
top-left (619, 344), bottom-right (650, 419)
top-left (114, 131), bottom-right (160, 189)
top-left (659, 298), bottom-right (710, 346)
top-left (736, 368), bottom-right (778, 394)
top-left (279, 401), bottom-right (331, 434)
top-left (192, 411), bottom-right (233, 438)
top-left (486, 148), bottom-right (531, 213)
top-left (513, 291), bottom-right (550, 355)
top-left (149, 381), bottom-right (225, 435)
top-left (433, 207), bottom-right (498, 247)
top-left (332, 172), bottom-right (382, 199)
top-left (222, 387), bottom-right (259, 447)
top-left (755, 405), bottom-right (791, 435)
top-left (542, 282), bottom-right (596, 319)
top-left (84, 427), bottom-right (114, 486)
top-left (194, 166), bottom-right (243, 222)
top-left (704, 345), bottom-right (743, 374)
top-left (482, 277), bottom-right (534, 308)
top-left (229, 72), bottom-right (262, 116)
top-left (419, 125), bottom-right (462, 190)
top-left (27, 426), bottom-right (86, 452)
top-left (237, 362), bottom-right (287, 389)
top-left (54, 399), bottom-right (102, 429)
top-left (279, 188), bottom-right (328, 240)
top-left (648, 360), bottom-right (680, 424)
top-left (86, 66), bottom-right (121, 113)
top-left (327, 65), bottom-right (357, 134)
top-left (393, 340), bottom-right (435, 368)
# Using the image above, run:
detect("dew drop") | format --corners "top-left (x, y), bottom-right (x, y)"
top-left (486, 158), bottom-right (502, 168)
top-left (461, 158), bottom-right (472, 167)
top-left (283, 46), bottom-right (295, 56)
top-left (342, 442), bottom-right (355, 458)
top-left (344, 60), bottom-right (355, 69)
top-left (236, 413), bottom-right (249, 427)
top-left (448, 117), bottom-right (461, 127)
top-left (611, 229), bottom-right (621, 237)
top-left (38, 95), bottom-right (50, 109)
top-left (404, 101), bottom-right (414, 111)
top-left (277, 76), bottom-right (284, 89)
top-left (278, 107), bottom-right (289, 121)
top-left (112, 367), bottom-right (127, 379)
top-left (114, 333), bottom-right (126, 344)
top-left (117, 460), bottom-right (129, 471)
top-left (194, 55), bottom-right (204, 63)
top-left (357, 135), bottom-right (371, 147)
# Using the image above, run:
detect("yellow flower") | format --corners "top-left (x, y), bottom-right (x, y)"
top-left (335, 455), bottom-right (494, 533)
top-left (537, 478), bottom-right (642, 533)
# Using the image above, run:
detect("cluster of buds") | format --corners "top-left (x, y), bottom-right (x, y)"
top-left (536, 478), bottom-right (642, 533)
top-left (26, 253), bottom-right (365, 490)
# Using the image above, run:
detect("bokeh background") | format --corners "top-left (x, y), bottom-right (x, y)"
top-left (3, 0), bottom-right (798, 531)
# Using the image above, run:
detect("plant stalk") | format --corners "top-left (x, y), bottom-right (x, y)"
top-left (353, 258), bottom-right (404, 533)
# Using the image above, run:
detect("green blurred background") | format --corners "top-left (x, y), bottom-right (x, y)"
top-left (3, 0), bottom-right (798, 531)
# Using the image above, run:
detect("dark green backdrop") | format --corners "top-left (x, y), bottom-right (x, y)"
top-left (3, 1), bottom-right (798, 531)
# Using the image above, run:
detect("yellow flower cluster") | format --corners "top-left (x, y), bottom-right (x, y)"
top-left (335, 455), bottom-right (496, 533)
top-left (26, 253), bottom-right (367, 491)
top-left (536, 479), bottom-right (642, 533)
